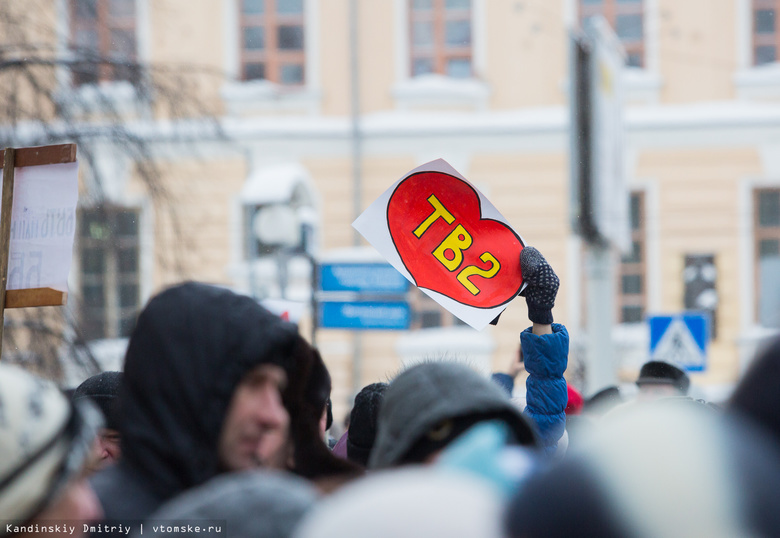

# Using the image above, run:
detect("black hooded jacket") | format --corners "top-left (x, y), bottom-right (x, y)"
top-left (91, 282), bottom-right (301, 524)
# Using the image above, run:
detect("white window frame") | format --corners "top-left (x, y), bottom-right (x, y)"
top-left (736, 177), bottom-right (780, 371)
top-left (55, 0), bottom-right (151, 113)
top-left (392, 0), bottom-right (490, 110)
top-left (735, 0), bottom-right (780, 99)
top-left (222, 0), bottom-right (322, 115)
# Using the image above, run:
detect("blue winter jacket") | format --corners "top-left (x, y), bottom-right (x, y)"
top-left (521, 323), bottom-right (569, 455)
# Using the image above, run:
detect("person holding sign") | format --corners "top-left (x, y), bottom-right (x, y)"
top-left (354, 160), bottom-right (568, 459)
top-left (367, 246), bottom-right (568, 468)
top-left (516, 246), bottom-right (569, 455)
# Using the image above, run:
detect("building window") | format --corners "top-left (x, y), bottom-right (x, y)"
top-left (78, 207), bottom-right (141, 340)
top-left (69, 0), bottom-right (137, 85)
top-left (684, 254), bottom-right (718, 338)
top-left (409, 0), bottom-right (473, 78)
top-left (755, 189), bottom-right (780, 327)
top-left (617, 191), bottom-right (646, 323)
top-left (239, 0), bottom-right (306, 84)
top-left (578, 0), bottom-right (644, 68)
top-left (753, 0), bottom-right (780, 65)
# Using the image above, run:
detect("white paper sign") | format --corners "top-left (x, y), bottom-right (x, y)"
top-left (0, 162), bottom-right (79, 292)
top-left (353, 159), bottom-right (525, 331)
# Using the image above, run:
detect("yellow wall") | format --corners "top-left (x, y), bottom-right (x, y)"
top-left (636, 147), bottom-right (763, 384)
top-left (485, 0), bottom-right (568, 108)
top-left (463, 152), bottom-right (570, 371)
top-left (149, 0), bottom-right (226, 116)
top-left (358, 1), bottom-right (396, 113)
top-left (657, 0), bottom-right (738, 103)
top-left (319, 0), bottom-right (351, 116)
top-left (131, 157), bottom-right (247, 289)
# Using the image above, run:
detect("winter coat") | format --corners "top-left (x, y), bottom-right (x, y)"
top-left (729, 335), bottom-right (780, 449)
top-left (91, 282), bottom-right (301, 528)
top-left (521, 323), bottom-right (569, 455)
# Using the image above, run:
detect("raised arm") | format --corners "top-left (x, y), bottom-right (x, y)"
top-left (518, 247), bottom-right (569, 455)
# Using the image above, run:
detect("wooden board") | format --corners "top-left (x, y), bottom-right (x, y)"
top-left (0, 144), bottom-right (77, 168)
top-left (5, 288), bottom-right (67, 308)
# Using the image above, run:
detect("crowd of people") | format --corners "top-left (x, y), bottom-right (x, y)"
top-left (2, 247), bottom-right (780, 537)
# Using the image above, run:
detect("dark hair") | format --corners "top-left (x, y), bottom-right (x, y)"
top-left (283, 338), bottom-right (362, 481)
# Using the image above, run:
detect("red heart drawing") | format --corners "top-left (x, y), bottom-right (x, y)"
top-left (387, 171), bottom-right (524, 309)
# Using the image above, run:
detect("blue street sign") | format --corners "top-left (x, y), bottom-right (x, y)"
top-left (319, 301), bottom-right (411, 330)
top-left (648, 312), bottom-right (710, 372)
top-left (319, 263), bottom-right (409, 294)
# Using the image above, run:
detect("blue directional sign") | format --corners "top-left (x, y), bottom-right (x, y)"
top-left (319, 262), bottom-right (409, 294)
top-left (319, 301), bottom-right (411, 330)
top-left (648, 312), bottom-right (710, 372)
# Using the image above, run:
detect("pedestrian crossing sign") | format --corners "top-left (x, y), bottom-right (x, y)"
top-left (648, 313), bottom-right (710, 372)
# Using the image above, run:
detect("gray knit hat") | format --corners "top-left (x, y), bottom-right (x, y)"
top-left (369, 361), bottom-right (539, 469)
top-left (144, 470), bottom-right (320, 538)
top-left (0, 363), bottom-right (101, 532)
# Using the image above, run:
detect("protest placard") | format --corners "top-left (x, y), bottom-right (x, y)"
top-left (1, 151), bottom-right (78, 298)
top-left (0, 144), bottom-right (78, 355)
top-left (353, 159), bottom-right (525, 330)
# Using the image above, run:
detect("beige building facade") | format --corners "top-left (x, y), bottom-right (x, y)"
top-left (3, 0), bottom-right (780, 415)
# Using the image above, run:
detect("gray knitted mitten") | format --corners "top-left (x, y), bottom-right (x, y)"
top-left (519, 247), bottom-right (559, 324)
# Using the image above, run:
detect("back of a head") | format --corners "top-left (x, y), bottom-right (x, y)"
top-left (117, 282), bottom-right (301, 497)
top-left (730, 336), bottom-right (780, 448)
top-left (0, 363), bottom-right (101, 533)
top-left (284, 342), bottom-right (363, 483)
top-left (145, 470), bottom-right (319, 538)
top-left (293, 468), bottom-right (504, 538)
top-left (583, 385), bottom-right (624, 417)
top-left (369, 361), bottom-right (538, 469)
top-left (72, 371), bottom-right (123, 430)
top-left (346, 382), bottom-right (388, 466)
top-left (504, 400), bottom-right (780, 537)
top-left (636, 361), bottom-right (690, 394)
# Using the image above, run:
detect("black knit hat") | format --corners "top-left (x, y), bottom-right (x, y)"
top-left (636, 361), bottom-right (690, 394)
top-left (72, 371), bottom-right (124, 430)
top-left (583, 385), bottom-right (624, 416)
top-left (346, 383), bottom-right (388, 467)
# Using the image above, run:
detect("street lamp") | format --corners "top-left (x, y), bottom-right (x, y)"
top-left (249, 202), bottom-right (319, 345)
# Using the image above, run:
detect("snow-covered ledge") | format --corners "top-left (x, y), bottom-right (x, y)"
top-left (57, 80), bottom-right (141, 117)
top-left (395, 326), bottom-right (495, 376)
top-left (735, 63), bottom-right (780, 100)
top-left (392, 74), bottom-right (491, 111)
top-left (221, 80), bottom-right (322, 116)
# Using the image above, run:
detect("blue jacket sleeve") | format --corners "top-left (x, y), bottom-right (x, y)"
top-left (491, 373), bottom-right (515, 397)
top-left (521, 323), bottom-right (569, 456)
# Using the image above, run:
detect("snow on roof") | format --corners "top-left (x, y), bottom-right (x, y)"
top-left (240, 162), bottom-right (311, 204)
